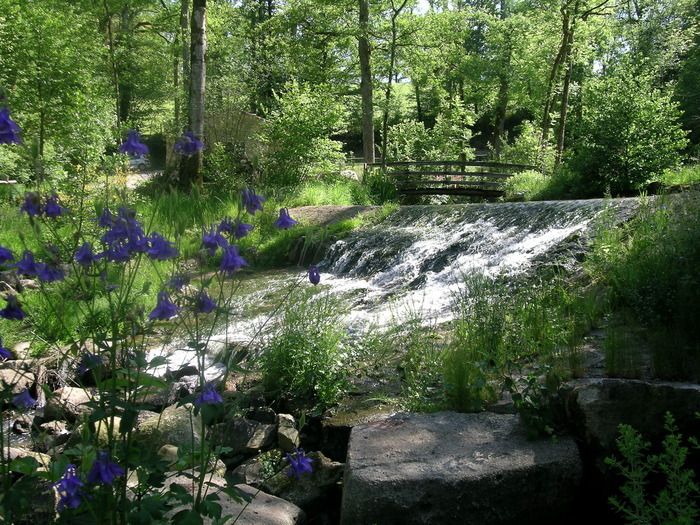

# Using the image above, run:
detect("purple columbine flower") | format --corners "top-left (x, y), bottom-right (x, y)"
top-left (74, 243), bottom-right (97, 266)
top-left (12, 388), bottom-right (36, 409)
top-left (15, 250), bottom-right (37, 276)
top-left (241, 188), bottom-right (265, 215)
top-left (174, 131), bottom-right (204, 156)
top-left (147, 233), bottom-right (179, 261)
top-left (202, 228), bottom-right (228, 255)
top-left (220, 244), bottom-right (247, 274)
top-left (0, 245), bottom-right (13, 265)
top-left (308, 265), bottom-right (320, 285)
top-left (274, 208), bottom-right (298, 230)
top-left (194, 382), bottom-right (223, 407)
top-left (195, 291), bottom-right (217, 314)
top-left (0, 107), bottom-right (21, 145)
top-left (53, 464), bottom-right (84, 511)
top-left (217, 217), bottom-right (253, 239)
top-left (36, 262), bottom-right (65, 283)
top-left (44, 193), bottom-right (64, 218)
top-left (149, 291), bottom-right (179, 321)
top-left (286, 448), bottom-right (313, 480)
top-left (0, 338), bottom-right (13, 360)
top-left (0, 295), bottom-right (25, 321)
top-left (20, 192), bottom-right (42, 217)
top-left (87, 451), bottom-right (125, 486)
top-left (119, 129), bottom-right (149, 156)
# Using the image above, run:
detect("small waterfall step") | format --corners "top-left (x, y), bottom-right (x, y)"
top-left (340, 412), bottom-right (582, 525)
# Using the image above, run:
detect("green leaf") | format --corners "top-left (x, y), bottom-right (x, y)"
top-left (172, 509), bottom-right (204, 525)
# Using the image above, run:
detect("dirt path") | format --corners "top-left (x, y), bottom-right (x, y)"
top-left (288, 205), bottom-right (379, 226)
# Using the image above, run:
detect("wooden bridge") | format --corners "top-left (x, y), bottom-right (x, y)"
top-left (365, 160), bottom-right (538, 200)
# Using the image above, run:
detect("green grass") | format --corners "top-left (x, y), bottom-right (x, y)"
top-left (657, 164), bottom-right (700, 188)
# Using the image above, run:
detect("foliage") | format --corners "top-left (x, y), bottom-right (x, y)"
top-left (260, 290), bottom-right (346, 410)
top-left (568, 72), bottom-right (688, 195)
top-left (259, 82), bottom-right (347, 187)
top-left (606, 413), bottom-right (699, 525)
top-left (500, 121), bottom-right (554, 173)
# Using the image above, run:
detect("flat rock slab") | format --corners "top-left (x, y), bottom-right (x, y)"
top-left (341, 412), bottom-right (582, 525)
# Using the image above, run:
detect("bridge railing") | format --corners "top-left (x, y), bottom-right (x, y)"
top-left (364, 160), bottom-right (539, 199)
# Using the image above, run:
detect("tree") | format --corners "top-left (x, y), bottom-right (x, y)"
top-left (359, 0), bottom-right (375, 163)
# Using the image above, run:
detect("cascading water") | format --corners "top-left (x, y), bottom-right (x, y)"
top-left (318, 198), bottom-right (636, 328)
top-left (151, 198), bottom-right (637, 375)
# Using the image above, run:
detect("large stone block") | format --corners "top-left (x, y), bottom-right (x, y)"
top-left (341, 411), bottom-right (582, 525)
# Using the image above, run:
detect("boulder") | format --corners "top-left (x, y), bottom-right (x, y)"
top-left (0, 368), bottom-right (35, 394)
top-left (43, 386), bottom-right (95, 422)
top-left (210, 418), bottom-right (275, 462)
top-left (263, 451), bottom-right (343, 509)
top-left (136, 403), bottom-right (202, 451)
top-left (7, 447), bottom-right (51, 470)
top-left (341, 412), bottom-right (582, 525)
top-left (165, 474), bottom-right (305, 524)
top-left (277, 414), bottom-right (299, 453)
top-left (565, 377), bottom-right (700, 454)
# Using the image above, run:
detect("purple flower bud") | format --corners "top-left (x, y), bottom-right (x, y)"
top-left (274, 208), bottom-right (298, 230)
top-left (174, 131), bottom-right (204, 156)
top-left (0, 245), bottom-right (14, 265)
top-left (167, 273), bottom-right (190, 291)
top-left (194, 382), bottom-right (223, 407)
top-left (308, 265), bottom-right (320, 285)
top-left (87, 451), bottom-right (125, 485)
top-left (285, 448), bottom-right (313, 480)
top-left (119, 129), bottom-right (149, 156)
top-left (148, 291), bottom-right (179, 321)
top-left (241, 188), bottom-right (265, 215)
top-left (53, 464), bottom-right (84, 511)
top-left (12, 388), bottom-right (36, 409)
top-left (146, 233), bottom-right (179, 261)
top-left (195, 291), bottom-right (217, 314)
top-left (0, 295), bottom-right (25, 320)
top-left (220, 244), bottom-right (247, 274)
top-left (0, 106), bottom-right (21, 145)
top-left (77, 352), bottom-right (102, 375)
top-left (97, 208), bottom-right (113, 228)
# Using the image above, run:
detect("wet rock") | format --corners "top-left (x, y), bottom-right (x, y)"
top-left (263, 451), bottom-right (343, 509)
top-left (7, 447), bottom-right (51, 470)
top-left (0, 368), bottom-right (36, 394)
top-left (12, 341), bottom-right (32, 360)
top-left (19, 278), bottom-right (40, 291)
top-left (277, 414), bottom-right (300, 453)
top-left (136, 403), bottom-right (202, 451)
top-left (210, 418), bottom-right (275, 463)
top-left (40, 420), bottom-right (68, 435)
top-left (43, 386), bottom-right (95, 422)
top-left (341, 412), bottom-right (582, 525)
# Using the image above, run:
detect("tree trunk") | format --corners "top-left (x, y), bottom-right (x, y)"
top-left (359, 0), bottom-right (375, 164)
top-left (540, 9), bottom-right (571, 147)
top-left (381, 0), bottom-right (409, 167)
top-left (103, 0), bottom-right (121, 127)
top-left (177, 0), bottom-right (190, 131)
top-left (180, 0), bottom-right (206, 188)
top-left (492, 2), bottom-right (511, 158)
top-left (555, 17), bottom-right (576, 167)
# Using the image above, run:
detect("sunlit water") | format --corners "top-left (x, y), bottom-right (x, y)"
top-left (150, 198), bottom-right (637, 376)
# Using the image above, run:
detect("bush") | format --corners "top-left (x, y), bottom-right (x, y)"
top-left (261, 290), bottom-right (346, 409)
top-left (568, 71), bottom-right (688, 195)
top-left (500, 120), bottom-right (555, 174)
top-left (260, 82), bottom-right (346, 187)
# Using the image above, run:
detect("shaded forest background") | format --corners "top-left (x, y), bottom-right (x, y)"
top-left (0, 0), bottom-right (698, 195)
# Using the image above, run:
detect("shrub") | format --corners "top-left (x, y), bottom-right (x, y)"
top-left (500, 120), bottom-right (555, 174)
top-left (261, 290), bottom-right (346, 410)
top-left (259, 82), bottom-right (347, 187)
top-left (568, 71), bottom-right (688, 195)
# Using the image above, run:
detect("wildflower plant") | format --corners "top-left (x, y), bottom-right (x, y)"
top-left (0, 163), bottom-right (315, 523)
